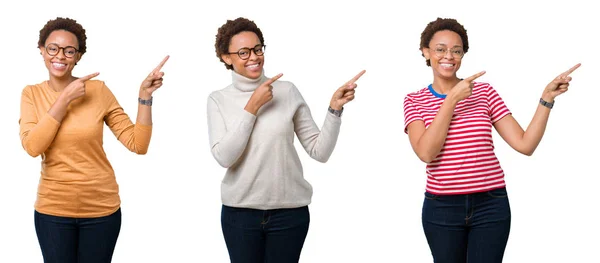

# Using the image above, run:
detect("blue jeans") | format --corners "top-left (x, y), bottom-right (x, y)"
top-left (221, 205), bottom-right (310, 263)
top-left (422, 188), bottom-right (511, 263)
top-left (34, 208), bottom-right (122, 263)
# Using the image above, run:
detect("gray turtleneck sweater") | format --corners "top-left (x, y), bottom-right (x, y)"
top-left (207, 71), bottom-right (342, 210)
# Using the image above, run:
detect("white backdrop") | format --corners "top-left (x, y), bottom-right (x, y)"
top-left (0, 0), bottom-right (597, 262)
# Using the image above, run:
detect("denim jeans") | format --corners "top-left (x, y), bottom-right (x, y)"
top-left (422, 188), bottom-right (511, 263)
top-left (221, 205), bottom-right (310, 263)
top-left (34, 208), bottom-right (122, 263)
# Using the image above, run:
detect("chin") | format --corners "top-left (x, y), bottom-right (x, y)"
top-left (435, 69), bottom-right (457, 79)
top-left (243, 70), bottom-right (262, 79)
top-left (50, 71), bottom-right (67, 78)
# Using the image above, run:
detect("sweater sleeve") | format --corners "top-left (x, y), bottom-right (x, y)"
top-left (102, 82), bottom-right (152, 154)
top-left (291, 84), bottom-right (341, 163)
top-left (19, 86), bottom-right (61, 157)
top-left (207, 95), bottom-right (257, 168)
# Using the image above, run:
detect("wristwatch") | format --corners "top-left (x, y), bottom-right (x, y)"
top-left (328, 106), bottom-right (343, 117)
top-left (539, 98), bottom-right (553, 109)
top-left (139, 96), bottom-right (153, 106)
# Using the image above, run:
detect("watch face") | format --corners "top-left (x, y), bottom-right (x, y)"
top-left (139, 98), bottom-right (152, 106)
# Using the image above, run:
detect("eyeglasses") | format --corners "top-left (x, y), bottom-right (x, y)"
top-left (430, 46), bottom-right (464, 59)
top-left (45, 43), bottom-right (79, 58)
top-left (228, 44), bottom-right (266, 60)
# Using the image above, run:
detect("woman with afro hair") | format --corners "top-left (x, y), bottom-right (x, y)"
top-left (208, 17), bottom-right (365, 263)
top-left (19, 17), bottom-right (168, 263)
top-left (403, 17), bottom-right (579, 263)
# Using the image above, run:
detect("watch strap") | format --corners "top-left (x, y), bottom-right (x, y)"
top-left (539, 98), bottom-right (553, 109)
top-left (139, 96), bottom-right (153, 106)
top-left (328, 106), bottom-right (343, 117)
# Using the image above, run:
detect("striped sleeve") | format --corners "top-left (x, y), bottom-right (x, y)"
top-left (487, 85), bottom-right (511, 123)
top-left (403, 95), bottom-right (424, 133)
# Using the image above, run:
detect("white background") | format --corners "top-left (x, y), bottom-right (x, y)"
top-left (1, 0), bottom-right (598, 262)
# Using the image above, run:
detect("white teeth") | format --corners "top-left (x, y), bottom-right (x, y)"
top-left (246, 64), bottom-right (259, 68)
top-left (440, 63), bottom-right (454, 68)
top-left (52, 63), bottom-right (66, 68)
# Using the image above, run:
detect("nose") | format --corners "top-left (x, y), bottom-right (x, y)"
top-left (55, 48), bottom-right (67, 59)
top-left (248, 49), bottom-right (259, 61)
top-left (443, 49), bottom-right (454, 60)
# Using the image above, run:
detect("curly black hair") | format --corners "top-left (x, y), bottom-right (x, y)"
top-left (38, 17), bottom-right (87, 55)
top-left (420, 18), bottom-right (468, 66)
top-left (215, 17), bottom-right (264, 70)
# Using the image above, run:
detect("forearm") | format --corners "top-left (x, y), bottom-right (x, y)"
top-left (520, 100), bottom-right (552, 155)
top-left (299, 112), bottom-right (341, 163)
top-left (136, 91), bottom-right (152, 125)
top-left (209, 108), bottom-right (257, 168)
top-left (20, 114), bottom-right (61, 157)
top-left (47, 94), bottom-right (70, 123)
top-left (211, 131), bottom-right (253, 168)
top-left (415, 99), bottom-right (457, 162)
top-left (21, 95), bottom-right (69, 157)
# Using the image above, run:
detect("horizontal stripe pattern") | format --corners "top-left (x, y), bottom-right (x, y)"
top-left (404, 82), bottom-right (511, 195)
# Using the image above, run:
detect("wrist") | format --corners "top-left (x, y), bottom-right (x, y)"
top-left (58, 93), bottom-right (72, 105)
top-left (541, 91), bottom-right (554, 103)
top-left (329, 102), bottom-right (343, 111)
top-left (539, 97), bottom-right (554, 109)
top-left (139, 90), bottom-right (152, 100)
top-left (444, 94), bottom-right (459, 106)
top-left (244, 101), bottom-right (259, 115)
top-left (138, 96), bottom-right (153, 106)
top-left (328, 106), bottom-right (343, 117)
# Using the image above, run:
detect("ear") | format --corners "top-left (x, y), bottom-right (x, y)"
top-left (75, 53), bottom-right (82, 64)
top-left (39, 46), bottom-right (44, 55)
top-left (221, 54), bottom-right (232, 66)
top-left (421, 47), bottom-right (430, 60)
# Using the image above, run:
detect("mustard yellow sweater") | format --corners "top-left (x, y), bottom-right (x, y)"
top-left (19, 80), bottom-right (151, 218)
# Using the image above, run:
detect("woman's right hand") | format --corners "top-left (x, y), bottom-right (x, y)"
top-left (244, 73), bottom-right (283, 115)
top-left (447, 71), bottom-right (486, 103)
top-left (61, 72), bottom-right (100, 103)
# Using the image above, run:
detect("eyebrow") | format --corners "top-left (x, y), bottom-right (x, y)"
top-left (238, 44), bottom-right (262, 49)
top-left (433, 44), bottom-right (463, 48)
top-left (47, 43), bottom-right (78, 48)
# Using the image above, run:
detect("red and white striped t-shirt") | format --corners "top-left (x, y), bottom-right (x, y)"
top-left (403, 82), bottom-right (511, 195)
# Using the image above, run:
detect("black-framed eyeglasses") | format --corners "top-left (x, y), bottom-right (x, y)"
top-left (430, 45), bottom-right (465, 59)
top-left (228, 44), bottom-right (266, 60)
top-left (45, 43), bottom-right (79, 58)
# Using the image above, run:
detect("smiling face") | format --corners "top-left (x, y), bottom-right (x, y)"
top-left (39, 29), bottom-right (80, 80)
top-left (422, 30), bottom-right (464, 80)
top-left (221, 31), bottom-right (264, 79)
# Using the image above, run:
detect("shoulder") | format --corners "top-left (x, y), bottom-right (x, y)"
top-left (472, 82), bottom-right (502, 97)
top-left (275, 80), bottom-right (296, 92)
top-left (404, 86), bottom-right (430, 102)
top-left (473, 81), bottom-right (493, 91)
top-left (270, 79), bottom-right (298, 96)
top-left (84, 80), bottom-right (118, 103)
top-left (84, 79), bottom-right (107, 90)
top-left (208, 83), bottom-right (235, 103)
top-left (21, 81), bottom-right (47, 95)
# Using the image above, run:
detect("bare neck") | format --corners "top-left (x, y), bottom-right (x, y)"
top-left (431, 74), bottom-right (461, 95)
top-left (48, 75), bottom-right (76, 92)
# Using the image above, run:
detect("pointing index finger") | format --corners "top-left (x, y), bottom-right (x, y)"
top-left (264, 73), bottom-right (283, 85)
top-left (79, 72), bottom-right (100, 82)
top-left (346, 70), bottom-right (366, 85)
top-left (152, 55), bottom-right (170, 74)
top-left (464, 71), bottom-right (486, 82)
top-left (562, 63), bottom-right (581, 76)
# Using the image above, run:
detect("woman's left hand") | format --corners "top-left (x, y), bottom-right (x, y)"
top-left (542, 63), bottom-right (580, 102)
top-left (140, 55), bottom-right (170, 98)
top-left (330, 70), bottom-right (366, 110)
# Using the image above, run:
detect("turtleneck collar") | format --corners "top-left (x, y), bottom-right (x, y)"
top-left (231, 70), bottom-right (268, 92)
